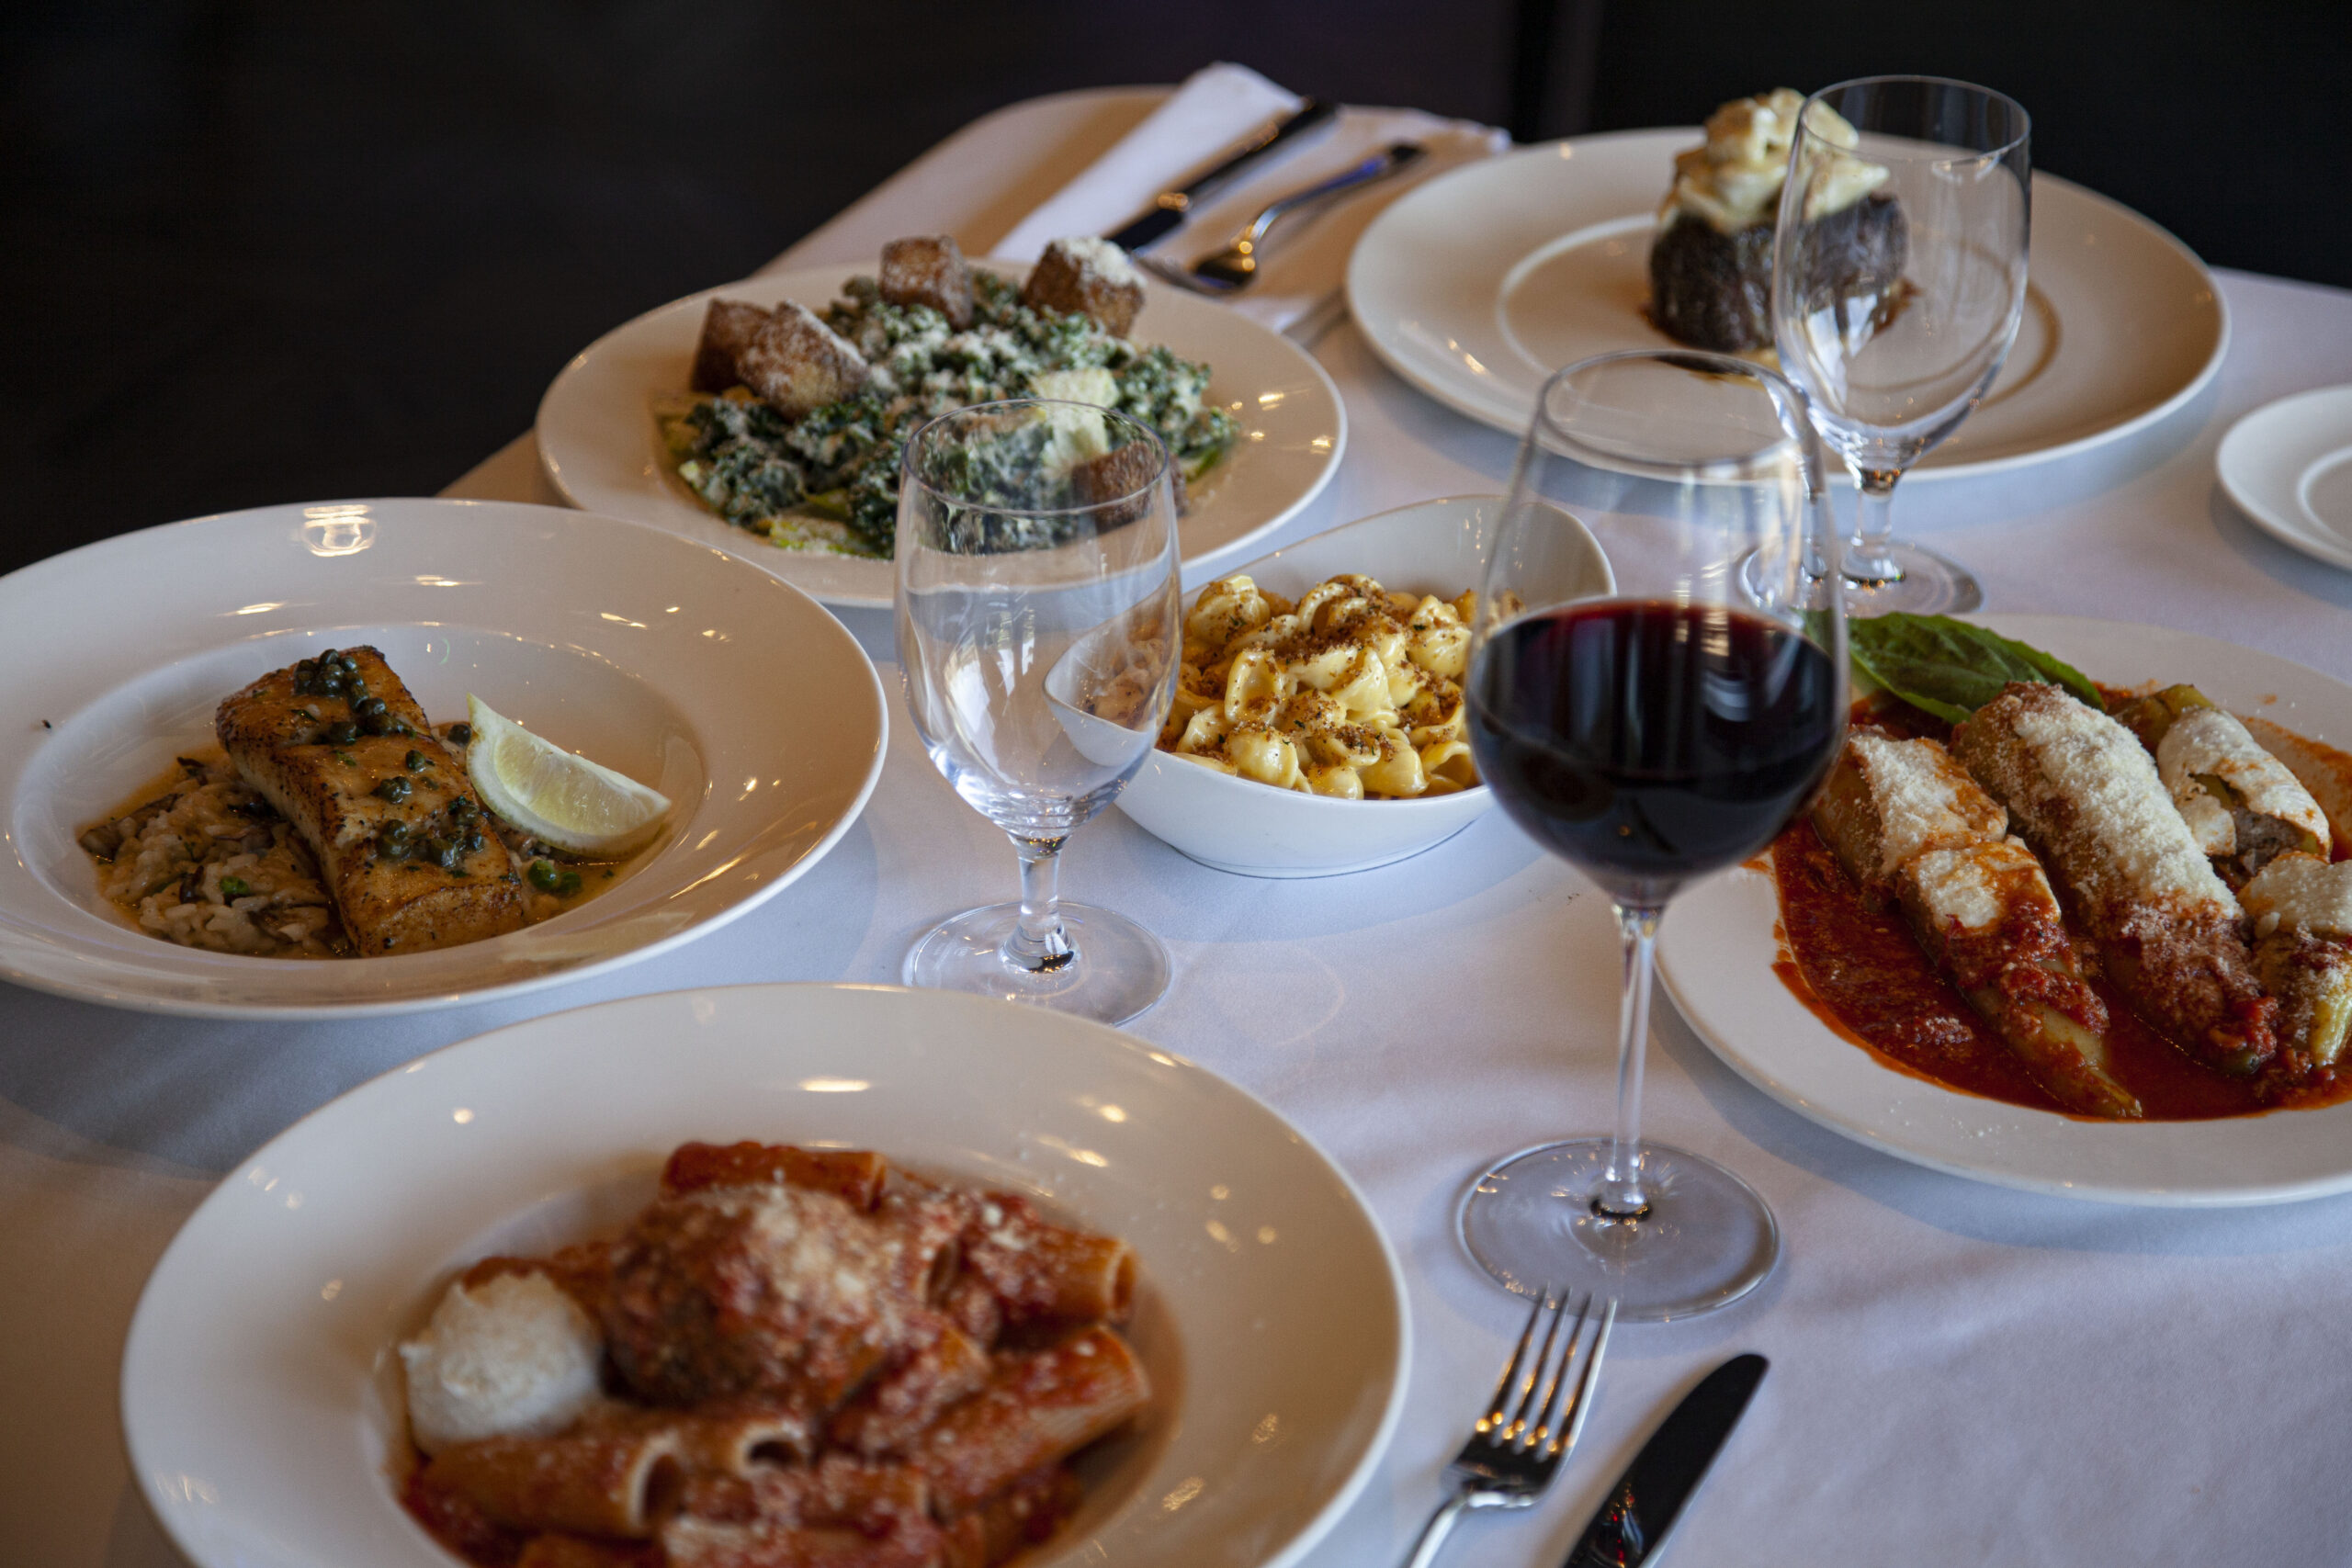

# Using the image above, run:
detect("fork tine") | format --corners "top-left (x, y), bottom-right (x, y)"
top-left (1505, 1292), bottom-right (1572, 1441)
top-left (1524, 1292), bottom-right (1596, 1450)
top-left (1550, 1296), bottom-right (1617, 1459)
top-left (1477, 1290), bottom-right (1549, 1435)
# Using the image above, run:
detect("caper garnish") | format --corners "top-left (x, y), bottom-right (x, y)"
top-left (377, 823), bottom-right (412, 861)
top-left (447, 722), bottom-right (472, 746)
top-left (373, 775), bottom-right (412, 804)
top-left (463, 830), bottom-right (486, 855)
top-left (323, 720), bottom-right (360, 745)
top-left (354, 696), bottom-right (387, 719)
top-left (404, 749), bottom-right (432, 772)
top-left (527, 858), bottom-right (561, 892)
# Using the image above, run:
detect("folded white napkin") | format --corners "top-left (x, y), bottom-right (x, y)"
top-left (995, 62), bottom-right (1507, 336)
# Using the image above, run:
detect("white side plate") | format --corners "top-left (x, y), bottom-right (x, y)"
top-left (1657, 615), bottom-right (2352, 1205)
top-left (537, 261), bottom-right (1347, 609)
top-left (120, 984), bottom-right (1412, 1568)
top-left (1347, 132), bottom-right (2227, 480)
top-left (0, 499), bottom-right (885, 1017)
top-left (2219, 384), bottom-right (2352, 572)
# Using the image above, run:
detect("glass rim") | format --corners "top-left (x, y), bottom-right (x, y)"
top-left (1528, 347), bottom-right (1815, 482)
top-left (899, 397), bottom-right (1172, 517)
top-left (1798, 74), bottom-right (2031, 161)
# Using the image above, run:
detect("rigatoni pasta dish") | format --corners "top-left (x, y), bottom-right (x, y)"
top-left (1160, 573), bottom-right (1481, 799)
top-left (396, 1141), bottom-right (1148, 1568)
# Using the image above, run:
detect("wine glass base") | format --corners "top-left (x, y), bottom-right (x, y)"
top-left (1456, 1139), bottom-right (1780, 1322)
top-left (1840, 540), bottom-right (1983, 615)
top-left (902, 901), bottom-right (1170, 1026)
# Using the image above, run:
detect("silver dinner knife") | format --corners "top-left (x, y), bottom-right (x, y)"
top-left (1562, 1353), bottom-right (1768, 1567)
top-left (1102, 97), bottom-right (1339, 252)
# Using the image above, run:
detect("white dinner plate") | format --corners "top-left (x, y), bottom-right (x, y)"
top-left (120, 983), bottom-right (1411, 1568)
top-left (537, 261), bottom-right (1348, 609)
top-left (2218, 384), bottom-right (2352, 572)
top-left (1657, 615), bottom-right (2352, 1206)
top-left (1347, 132), bottom-right (2228, 480)
top-left (0, 499), bottom-right (885, 1018)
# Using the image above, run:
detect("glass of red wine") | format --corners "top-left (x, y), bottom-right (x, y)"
top-left (1458, 349), bottom-right (1847, 1319)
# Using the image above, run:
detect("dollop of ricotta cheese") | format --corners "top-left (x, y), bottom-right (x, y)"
top-left (399, 1270), bottom-right (604, 1454)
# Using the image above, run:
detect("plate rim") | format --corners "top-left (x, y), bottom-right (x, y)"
top-left (1344, 130), bottom-right (2230, 482)
top-left (2217, 382), bottom-right (2352, 572)
top-left (535, 258), bottom-right (1350, 610)
top-left (119, 979), bottom-right (1416, 1568)
top-left (1657, 612), bottom-right (2352, 1207)
top-left (0, 497), bottom-right (888, 1021)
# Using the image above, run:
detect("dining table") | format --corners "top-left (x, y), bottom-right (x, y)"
top-left (10, 84), bottom-right (2352, 1568)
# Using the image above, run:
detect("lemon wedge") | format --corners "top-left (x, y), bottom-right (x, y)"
top-left (464, 695), bottom-right (672, 857)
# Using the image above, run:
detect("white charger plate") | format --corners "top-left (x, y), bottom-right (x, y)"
top-left (537, 261), bottom-right (1348, 609)
top-left (1347, 132), bottom-right (2227, 479)
top-left (1114, 494), bottom-right (1612, 877)
top-left (120, 983), bottom-right (1411, 1568)
top-left (2218, 384), bottom-right (2352, 571)
top-left (0, 499), bottom-right (885, 1018)
top-left (1657, 615), bottom-right (2352, 1206)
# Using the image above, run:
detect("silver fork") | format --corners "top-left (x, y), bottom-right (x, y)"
top-left (1136, 141), bottom-right (1426, 296)
top-left (1397, 1292), bottom-right (1616, 1568)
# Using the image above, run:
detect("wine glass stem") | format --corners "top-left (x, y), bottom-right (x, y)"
top-left (1597, 901), bottom-right (1662, 1220)
top-left (1005, 835), bottom-right (1076, 973)
top-left (1845, 469), bottom-right (1905, 588)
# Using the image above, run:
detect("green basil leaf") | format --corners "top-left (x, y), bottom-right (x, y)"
top-left (1849, 614), bottom-right (2105, 722)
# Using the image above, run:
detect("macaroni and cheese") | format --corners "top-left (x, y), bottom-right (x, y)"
top-left (1159, 573), bottom-right (1481, 799)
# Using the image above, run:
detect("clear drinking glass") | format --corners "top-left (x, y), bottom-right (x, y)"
top-left (1456, 350), bottom-right (1847, 1319)
top-left (895, 400), bottom-right (1182, 1025)
top-left (1773, 75), bottom-right (2031, 615)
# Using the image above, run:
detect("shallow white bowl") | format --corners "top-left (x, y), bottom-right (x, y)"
top-left (120, 983), bottom-right (1411, 1568)
top-left (0, 499), bottom-right (886, 1017)
top-left (1114, 495), bottom-right (1613, 877)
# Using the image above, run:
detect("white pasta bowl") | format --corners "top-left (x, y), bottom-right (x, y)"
top-left (121, 984), bottom-right (1411, 1568)
top-left (1114, 495), bottom-right (1613, 877)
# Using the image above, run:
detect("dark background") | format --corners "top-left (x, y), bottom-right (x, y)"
top-left (4, 0), bottom-right (2341, 575)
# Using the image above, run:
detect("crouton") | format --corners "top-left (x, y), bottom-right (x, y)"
top-left (689, 299), bottom-right (774, 393)
top-left (735, 301), bottom-right (869, 419)
top-left (1069, 437), bottom-right (1169, 526)
top-left (879, 235), bottom-right (974, 329)
top-left (1023, 237), bottom-right (1146, 337)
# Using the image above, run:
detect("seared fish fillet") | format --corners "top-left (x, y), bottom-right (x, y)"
top-left (217, 647), bottom-right (524, 954)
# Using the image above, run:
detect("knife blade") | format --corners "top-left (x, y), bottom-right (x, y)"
top-left (1103, 97), bottom-right (1339, 252)
top-left (1563, 1353), bottom-right (1768, 1567)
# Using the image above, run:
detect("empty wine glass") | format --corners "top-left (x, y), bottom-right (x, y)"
top-left (896, 400), bottom-right (1182, 1025)
top-left (1456, 350), bottom-right (1847, 1319)
top-left (1773, 75), bottom-right (2031, 615)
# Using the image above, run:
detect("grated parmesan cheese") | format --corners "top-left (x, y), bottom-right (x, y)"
top-left (1850, 732), bottom-right (2006, 877)
top-left (1970, 685), bottom-right (2238, 920)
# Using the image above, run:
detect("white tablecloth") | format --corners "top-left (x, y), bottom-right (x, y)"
top-left (11, 86), bottom-right (2352, 1568)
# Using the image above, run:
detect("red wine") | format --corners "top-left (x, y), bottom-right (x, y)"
top-left (1469, 601), bottom-right (1841, 904)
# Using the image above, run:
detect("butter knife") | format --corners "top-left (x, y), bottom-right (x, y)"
top-left (1562, 1353), bottom-right (1768, 1566)
top-left (1103, 97), bottom-right (1339, 252)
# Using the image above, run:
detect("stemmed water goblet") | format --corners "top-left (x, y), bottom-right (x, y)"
top-left (1456, 350), bottom-right (1847, 1319)
top-left (895, 400), bottom-right (1182, 1025)
top-left (1773, 75), bottom-right (2031, 615)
